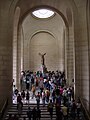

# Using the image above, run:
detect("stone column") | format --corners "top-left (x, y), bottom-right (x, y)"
top-left (13, 7), bottom-right (20, 90)
top-left (17, 25), bottom-right (22, 91)
top-left (65, 27), bottom-right (74, 86)
top-left (68, 27), bottom-right (74, 85)
top-left (87, 0), bottom-right (90, 111)
top-left (64, 28), bottom-right (68, 83)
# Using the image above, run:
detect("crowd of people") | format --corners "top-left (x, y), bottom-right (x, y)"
top-left (7, 70), bottom-right (81, 120)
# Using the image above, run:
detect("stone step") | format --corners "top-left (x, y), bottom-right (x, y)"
top-left (6, 114), bottom-right (56, 117)
top-left (5, 115), bottom-right (56, 119)
top-left (7, 112), bottom-right (56, 115)
top-left (5, 118), bottom-right (56, 120)
top-left (7, 110), bottom-right (56, 113)
top-left (4, 104), bottom-right (57, 120)
top-left (4, 103), bottom-right (85, 120)
top-left (9, 107), bottom-right (56, 111)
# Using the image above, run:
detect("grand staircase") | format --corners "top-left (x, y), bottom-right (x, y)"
top-left (3, 88), bottom-right (85, 120)
top-left (4, 102), bottom-right (86, 120)
top-left (3, 103), bottom-right (86, 120)
top-left (4, 103), bottom-right (56, 120)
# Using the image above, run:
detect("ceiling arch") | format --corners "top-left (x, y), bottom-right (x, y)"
top-left (19, 5), bottom-right (69, 28)
top-left (8, 0), bottom-right (79, 31)
top-left (13, 0), bottom-right (71, 28)
top-left (30, 30), bottom-right (56, 40)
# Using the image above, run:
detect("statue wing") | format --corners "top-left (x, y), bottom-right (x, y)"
top-left (39, 53), bottom-right (46, 56)
top-left (44, 53), bottom-right (46, 55)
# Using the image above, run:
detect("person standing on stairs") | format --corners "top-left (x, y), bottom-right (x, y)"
top-left (27, 107), bottom-right (32, 120)
top-left (26, 90), bottom-right (30, 104)
top-left (36, 107), bottom-right (41, 120)
top-left (56, 102), bottom-right (63, 120)
top-left (42, 90), bottom-right (46, 107)
top-left (32, 107), bottom-right (37, 120)
top-left (36, 92), bottom-right (40, 109)
top-left (47, 99), bottom-right (54, 120)
top-left (61, 104), bottom-right (68, 120)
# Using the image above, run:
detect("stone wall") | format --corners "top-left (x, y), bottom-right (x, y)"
top-left (0, 0), bottom-right (90, 114)
top-left (21, 13), bottom-right (65, 72)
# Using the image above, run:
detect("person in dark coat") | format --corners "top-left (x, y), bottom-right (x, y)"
top-left (70, 100), bottom-right (77, 120)
top-left (32, 107), bottom-right (37, 120)
top-left (26, 90), bottom-right (30, 104)
top-left (27, 107), bottom-right (32, 120)
top-left (47, 100), bottom-right (54, 120)
top-left (7, 114), bottom-right (14, 120)
top-left (36, 107), bottom-right (41, 120)
top-left (56, 103), bottom-right (63, 120)
top-left (17, 94), bottom-right (22, 109)
top-left (21, 90), bottom-right (25, 102)
top-left (13, 114), bottom-right (19, 120)
top-left (36, 92), bottom-right (40, 109)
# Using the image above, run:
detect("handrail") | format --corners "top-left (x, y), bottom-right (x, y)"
top-left (80, 98), bottom-right (90, 120)
top-left (0, 98), bottom-right (8, 119)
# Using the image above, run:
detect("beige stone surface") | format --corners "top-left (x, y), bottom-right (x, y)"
top-left (0, 0), bottom-right (90, 113)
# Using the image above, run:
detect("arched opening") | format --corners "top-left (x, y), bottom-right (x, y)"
top-left (0, 0), bottom-right (90, 116)
top-left (29, 31), bottom-right (59, 71)
top-left (12, 5), bottom-right (75, 103)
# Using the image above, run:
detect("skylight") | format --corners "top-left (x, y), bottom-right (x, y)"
top-left (32, 9), bottom-right (55, 19)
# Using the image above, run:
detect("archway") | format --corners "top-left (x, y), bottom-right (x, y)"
top-left (12, 3), bottom-right (75, 104)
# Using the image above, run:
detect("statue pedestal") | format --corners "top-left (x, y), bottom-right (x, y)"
top-left (41, 65), bottom-right (47, 73)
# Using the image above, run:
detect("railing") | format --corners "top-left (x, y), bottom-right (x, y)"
top-left (0, 98), bottom-right (8, 119)
top-left (80, 98), bottom-right (90, 120)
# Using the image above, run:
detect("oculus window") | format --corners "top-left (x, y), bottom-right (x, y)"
top-left (32, 9), bottom-right (55, 19)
